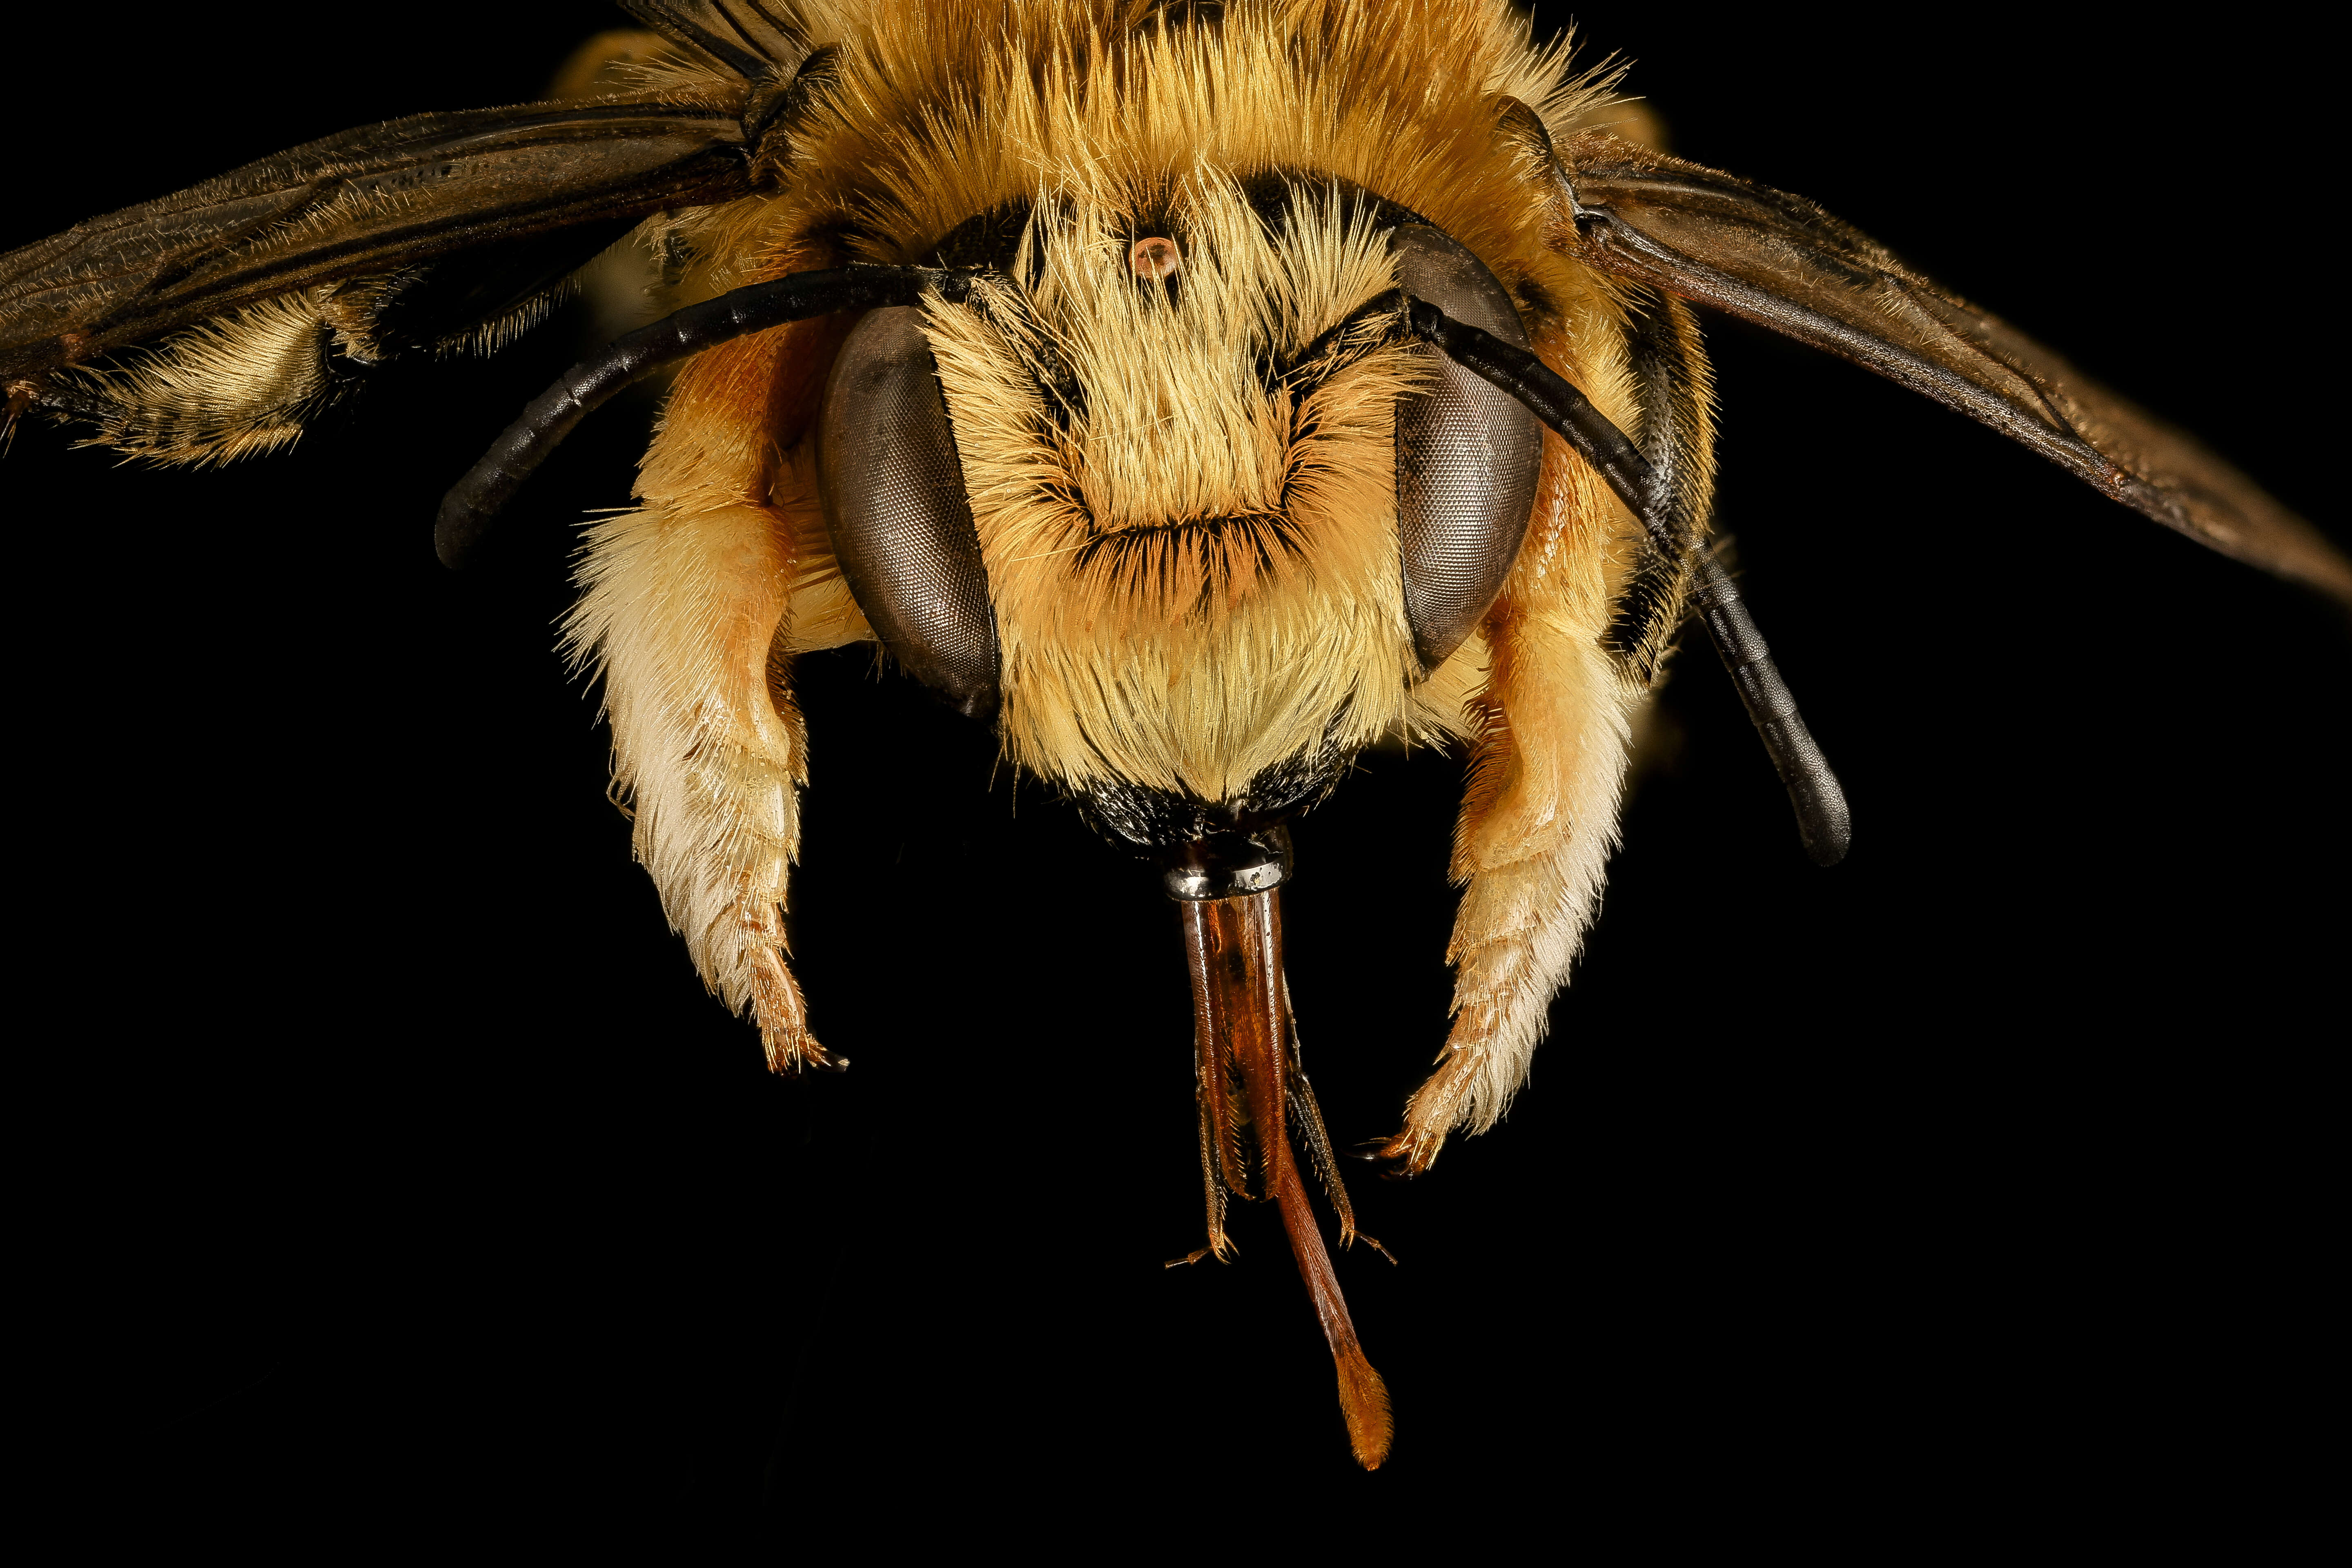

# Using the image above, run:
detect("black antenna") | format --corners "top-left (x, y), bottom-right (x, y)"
top-left (434, 265), bottom-right (970, 568)
top-left (1407, 297), bottom-right (1851, 866)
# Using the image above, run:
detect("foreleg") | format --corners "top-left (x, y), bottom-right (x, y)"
top-left (562, 317), bottom-right (857, 1070)
top-left (1386, 601), bottom-right (1639, 1169)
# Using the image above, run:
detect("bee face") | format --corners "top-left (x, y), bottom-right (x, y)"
top-left (10, 0), bottom-right (2344, 1492)
top-left (924, 183), bottom-right (1425, 815)
top-left (816, 181), bottom-right (1572, 840)
top-left (791, 166), bottom-right (1548, 852)
top-left (704, 1), bottom-right (1640, 849)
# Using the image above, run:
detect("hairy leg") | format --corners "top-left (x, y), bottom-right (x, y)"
top-left (1385, 305), bottom-right (1658, 1170)
top-left (1386, 601), bottom-right (1639, 1170)
top-left (562, 317), bottom-right (856, 1070)
top-left (568, 499), bottom-right (823, 1068)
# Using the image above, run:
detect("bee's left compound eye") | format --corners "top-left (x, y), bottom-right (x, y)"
top-left (1391, 225), bottom-right (1544, 675)
top-left (818, 305), bottom-right (1003, 721)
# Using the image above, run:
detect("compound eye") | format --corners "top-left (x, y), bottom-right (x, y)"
top-left (818, 305), bottom-right (1002, 720)
top-left (1391, 224), bottom-right (1544, 674)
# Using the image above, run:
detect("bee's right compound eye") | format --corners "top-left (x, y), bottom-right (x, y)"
top-left (1390, 224), bottom-right (1544, 675)
top-left (819, 305), bottom-right (1003, 721)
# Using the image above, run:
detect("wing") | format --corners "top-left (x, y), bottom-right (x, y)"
top-left (0, 91), bottom-right (757, 459)
top-left (2, 98), bottom-right (753, 387)
top-left (1551, 130), bottom-right (2352, 608)
top-left (617, 1), bottom-right (806, 80)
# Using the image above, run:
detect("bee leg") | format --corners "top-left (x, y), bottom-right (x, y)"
top-left (1382, 1035), bottom-right (1491, 1175)
top-left (1384, 315), bottom-right (1653, 1171)
top-left (559, 303), bottom-right (880, 1074)
top-left (567, 486), bottom-right (829, 1071)
top-left (1379, 606), bottom-right (1637, 1174)
top-left (1412, 297), bottom-right (1851, 866)
top-left (742, 900), bottom-right (837, 1074)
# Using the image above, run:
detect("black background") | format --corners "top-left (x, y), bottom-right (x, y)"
top-left (15, 4), bottom-right (2343, 1550)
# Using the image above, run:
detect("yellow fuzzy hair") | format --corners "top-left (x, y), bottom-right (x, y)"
top-left (61, 285), bottom-right (373, 465)
top-left (923, 179), bottom-right (1428, 798)
top-left (662, 0), bottom-right (1641, 800)
top-left (705, 0), bottom-right (1613, 278)
top-left (573, 0), bottom-right (1675, 1147)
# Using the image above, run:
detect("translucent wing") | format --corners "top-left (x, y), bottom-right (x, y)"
top-left (617, 0), bottom-right (806, 78)
top-left (0, 96), bottom-right (753, 446)
top-left (1554, 130), bottom-right (2352, 607)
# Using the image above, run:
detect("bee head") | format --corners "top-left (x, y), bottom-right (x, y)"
top-left (818, 176), bottom-right (1539, 880)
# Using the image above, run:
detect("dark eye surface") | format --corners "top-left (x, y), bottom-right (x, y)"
top-left (1390, 223), bottom-right (1544, 673)
top-left (818, 305), bottom-right (1002, 720)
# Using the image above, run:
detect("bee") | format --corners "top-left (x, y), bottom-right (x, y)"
top-left (10, 2), bottom-right (2342, 1486)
